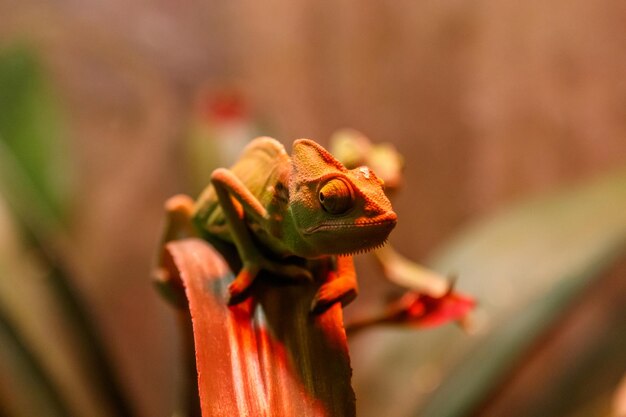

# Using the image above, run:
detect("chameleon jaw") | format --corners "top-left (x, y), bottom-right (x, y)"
top-left (302, 212), bottom-right (397, 235)
top-left (301, 211), bottom-right (397, 257)
top-left (336, 239), bottom-right (389, 256)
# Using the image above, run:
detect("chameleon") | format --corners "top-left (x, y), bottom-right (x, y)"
top-left (160, 136), bottom-right (397, 313)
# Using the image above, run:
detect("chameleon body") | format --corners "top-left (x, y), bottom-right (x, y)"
top-left (169, 137), bottom-right (397, 312)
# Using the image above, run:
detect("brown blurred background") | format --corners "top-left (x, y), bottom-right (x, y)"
top-left (1, 1), bottom-right (626, 416)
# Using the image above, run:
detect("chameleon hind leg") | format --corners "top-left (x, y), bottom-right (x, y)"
top-left (153, 194), bottom-right (197, 307)
top-left (210, 168), bottom-right (313, 305)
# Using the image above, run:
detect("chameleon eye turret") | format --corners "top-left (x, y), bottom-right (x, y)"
top-left (318, 178), bottom-right (354, 215)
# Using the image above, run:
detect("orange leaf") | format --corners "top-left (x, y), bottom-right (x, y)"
top-left (163, 238), bottom-right (356, 417)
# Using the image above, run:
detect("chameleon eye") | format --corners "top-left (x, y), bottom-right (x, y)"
top-left (318, 178), bottom-right (354, 215)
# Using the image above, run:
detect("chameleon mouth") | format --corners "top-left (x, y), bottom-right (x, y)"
top-left (303, 212), bottom-right (397, 235)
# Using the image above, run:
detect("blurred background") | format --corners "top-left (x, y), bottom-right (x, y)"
top-left (1, 1), bottom-right (625, 417)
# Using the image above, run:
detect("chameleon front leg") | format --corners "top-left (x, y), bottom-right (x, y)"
top-left (210, 168), bottom-right (312, 305)
top-left (310, 255), bottom-right (358, 314)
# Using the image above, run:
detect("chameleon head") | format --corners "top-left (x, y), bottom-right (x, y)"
top-left (287, 139), bottom-right (397, 258)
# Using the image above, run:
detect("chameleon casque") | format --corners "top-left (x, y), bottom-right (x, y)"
top-left (165, 137), bottom-right (397, 313)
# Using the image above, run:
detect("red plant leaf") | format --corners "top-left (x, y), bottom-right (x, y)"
top-left (162, 238), bottom-right (356, 417)
top-left (346, 289), bottom-right (475, 334)
top-left (393, 290), bottom-right (476, 328)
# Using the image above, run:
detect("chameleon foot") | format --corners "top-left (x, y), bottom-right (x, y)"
top-left (310, 279), bottom-right (358, 314)
top-left (227, 267), bottom-right (258, 306)
top-left (227, 260), bottom-right (314, 306)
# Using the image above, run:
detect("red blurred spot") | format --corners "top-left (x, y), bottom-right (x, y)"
top-left (393, 290), bottom-right (476, 328)
top-left (199, 89), bottom-right (249, 122)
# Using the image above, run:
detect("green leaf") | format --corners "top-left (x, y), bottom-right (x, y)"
top-left (0, 46), bottom-right (132, 417)
top-left (0, 196), bottom-right (136, 417)
top-left (0, 45), bottom-right (72, 223)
